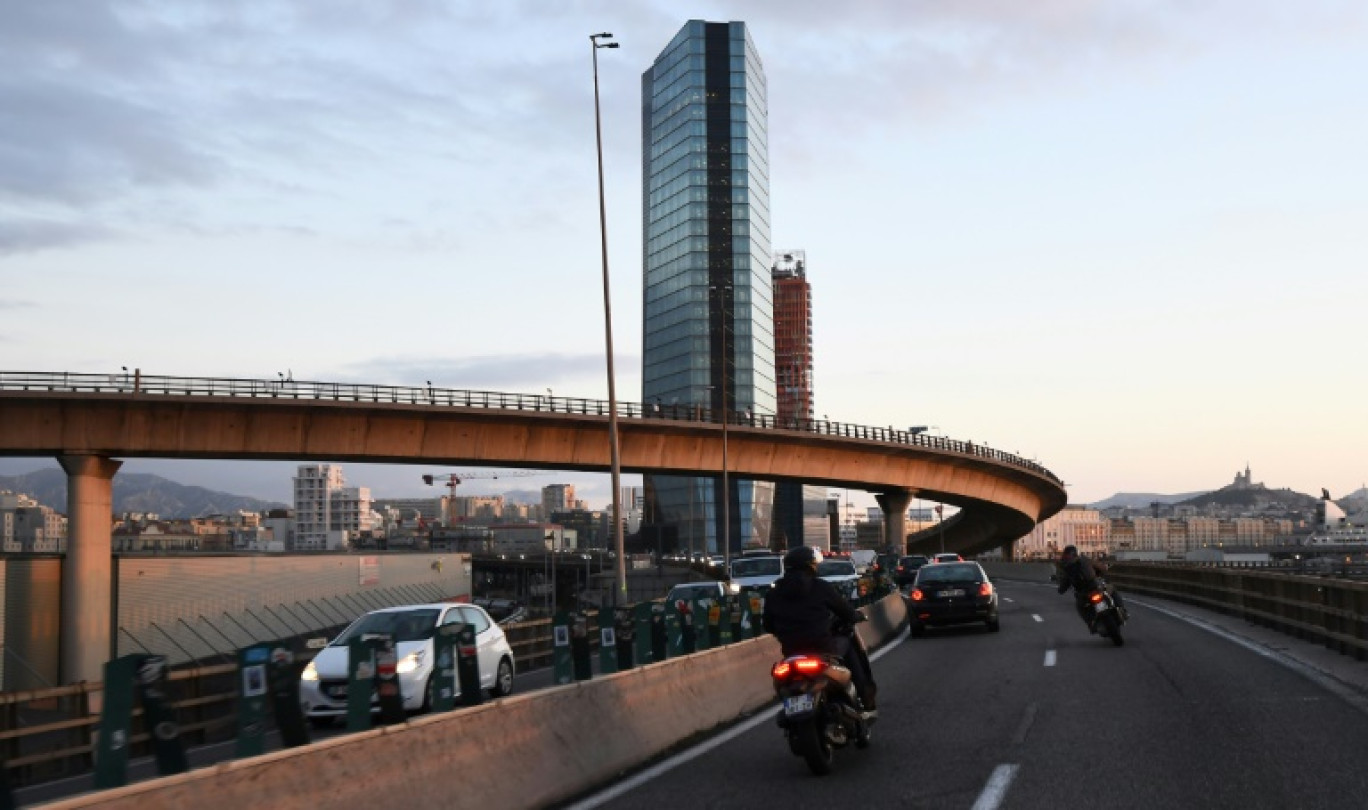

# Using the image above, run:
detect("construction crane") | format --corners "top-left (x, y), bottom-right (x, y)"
top-left (421, 470), bottom-right (542, 525)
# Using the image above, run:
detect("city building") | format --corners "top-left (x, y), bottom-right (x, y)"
top-left (0, 490), bottom-right (66, 553)
top-left (641, 19), bottom-right (776, 556)
top-left (541, 484), bottom-right (576, 516)
top-left (292, 464), bottom-right (375, 551)
top-left (769, 250), bottom-right (827, 550)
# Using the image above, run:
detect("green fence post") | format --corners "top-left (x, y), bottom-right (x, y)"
top-left (692, 597), bottom-right (711, 650)
top-left (132, 655), bottom-right (188, 778)
top-left (456, 623), bottom-right (484, 707)
top-left (634, 602), bottom-right (655, 665)
top-left (664, 600), bottom-right (684, 657)
top-left (614, 608), bottom-right (635, 670)
top-left (94, 654), bottom-right (140, 789)
top-left (552, 611), bottom-right (573, 685)
top-left (431, 624), bottom-right (460, 712)
top-left (717, 597), bottom-right (734, 646)
top-left (598, 609), bottom-right (619, 674)
top-left (267, 647), bottom-right (310, 748)
top-left (236, 644), bottom-right (271, 758)
top-left (571, 613), bottom-right (593, 681)
top-left (346, 636), bottom-right (378, 733)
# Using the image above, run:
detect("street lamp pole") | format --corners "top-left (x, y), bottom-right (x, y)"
top-left (590, 32), bottom-right (626, 601)
top-left (711, 283), bottom-right (732, 574)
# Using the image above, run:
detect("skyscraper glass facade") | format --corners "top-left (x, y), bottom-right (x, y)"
top-left (642, 20), bottom-right (775, 554)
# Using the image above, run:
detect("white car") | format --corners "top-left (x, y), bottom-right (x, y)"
top-left (727, 555), bottom-right (784, 593)
top-left (816, 559), bottom-right (861, 597)
top-left (299, 602), bottom-right (515, 727)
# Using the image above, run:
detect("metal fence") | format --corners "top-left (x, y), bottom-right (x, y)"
top-left (1109, 562), bottom-right (1368, 660)
top-left (0, 370), bottom-right (1061, 484)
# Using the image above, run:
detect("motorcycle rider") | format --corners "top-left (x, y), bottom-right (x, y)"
top-left (762, 546), bottom-right (878, 716)
top-left (1056, 544), bottom-right (1127, 629)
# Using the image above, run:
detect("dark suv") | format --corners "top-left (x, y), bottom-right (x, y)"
top-left (894, 554), bottom-right (929, 586)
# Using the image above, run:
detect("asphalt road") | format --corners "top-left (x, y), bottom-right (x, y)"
top-left (566, 577), bottom-right (1368, 810)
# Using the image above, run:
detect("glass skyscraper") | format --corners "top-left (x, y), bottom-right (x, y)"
top-left (641, 20), bottom-right (775, 555)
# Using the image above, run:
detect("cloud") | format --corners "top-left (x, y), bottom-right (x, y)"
top-left (0, 217), bottom-right (118, 254)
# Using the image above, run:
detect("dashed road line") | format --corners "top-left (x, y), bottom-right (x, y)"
top-left (1044, 649), bottom-right (1057, 667)
top-left (972, 764), bottom-right (1020, 810)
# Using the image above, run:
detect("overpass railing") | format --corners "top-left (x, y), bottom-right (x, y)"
top-left (1109, 562), bottom-right (1368, 661)
top-left (0, 370), bottom-right (1062, 484)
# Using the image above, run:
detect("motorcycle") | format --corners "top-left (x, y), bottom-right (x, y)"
top-left (1085, 578), bottom-right (1128, 646)
top-left (770, 618), bottom-right (873, 775)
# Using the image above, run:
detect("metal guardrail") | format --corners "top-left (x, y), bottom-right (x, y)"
top-left (0, 370), bottom-right (1062, 485)
top-left (0, 578), bottom-right (898, 790)
top-left (1109, 563), bottom-right (1368, 661)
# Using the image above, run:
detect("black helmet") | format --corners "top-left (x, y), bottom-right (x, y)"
top-left (1061, 545), bottom-right (1078, 557)
top-left (783, 546), bottom-right (823, 571)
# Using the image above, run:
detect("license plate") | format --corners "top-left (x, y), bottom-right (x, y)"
top-left (1094, 601), bottom-right (1110, 614)
top-left (324, 685), bottom-right (347, 699)
top-left (940, 589), bottom-right (964, 598)
top-left (783, 694), bottom-right (815, 716)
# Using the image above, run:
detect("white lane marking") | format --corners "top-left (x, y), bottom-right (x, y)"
top-left (1032, 614), bottom-right (1043, 622)
top-left (564, 629), bottom-right (909, 809)
top-left (1044, 649), bottom-right (1057, 667)
top-left (971, 764), bottom-right (1020, 810)
top-left (1002, 597), bottom-right (1015, 603)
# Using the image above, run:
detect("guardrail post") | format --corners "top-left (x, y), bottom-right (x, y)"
top-left (552, 611), bottom-right (573, 685)
top-left (571, 613), bottom-right (593, 681)
top-left (597, 609), bottom-right (619, 675)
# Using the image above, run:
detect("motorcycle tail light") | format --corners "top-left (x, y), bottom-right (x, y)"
top-left (771, 661), bottom-right (791, 679)
top-left (793, 657), bottom-right (826, 675)
top-left (1089, 591), bottom-right (1104, 604)
top-left (978, 582), bottom-right (993, 597)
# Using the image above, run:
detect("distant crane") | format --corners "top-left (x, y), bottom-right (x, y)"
top-left (421, 470), bottom-right (542, 525)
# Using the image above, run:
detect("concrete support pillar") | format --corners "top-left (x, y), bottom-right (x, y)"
top-left (58, 454), bottom-right (122, 685)
top-left (875, 489), bottom-right (914, 554)
top-left (1002, 538), bottom-right (1017, 562)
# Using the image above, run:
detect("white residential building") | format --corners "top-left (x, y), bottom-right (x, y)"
top-left (292, 464), bottom-right (375, 550)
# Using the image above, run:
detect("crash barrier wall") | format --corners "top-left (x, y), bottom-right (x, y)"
top-left (39, 591), bottom-right (907, 810)
top-left (983, 562), bottom-right (1368, 661)
top-left (0, 552), bottom-right (473, 692)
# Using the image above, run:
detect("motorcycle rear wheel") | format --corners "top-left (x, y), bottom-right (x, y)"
top-left (1101, 612), bottom-right (1124, 646)
top-left (792, 718), bottom-right (834, 775)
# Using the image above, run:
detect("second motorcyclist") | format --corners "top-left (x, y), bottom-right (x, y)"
top-left (762, 546), bottom-right (878, 716)
top-left (1056, 544), bottom-right (1127, 630)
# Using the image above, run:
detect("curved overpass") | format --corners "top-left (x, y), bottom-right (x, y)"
top-left (0, 371), bottom-right (1066, 684)
top-left (0, 371), bottom-right (1066, 553)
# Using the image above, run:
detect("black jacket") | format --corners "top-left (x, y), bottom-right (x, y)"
top-left (762, 568), bottom-right (862, 656)
top-left (1057, 555), bottom-right (1105, 598)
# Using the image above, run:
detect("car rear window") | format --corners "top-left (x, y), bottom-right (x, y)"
top-left (916, 564), bottom-right (982, 584)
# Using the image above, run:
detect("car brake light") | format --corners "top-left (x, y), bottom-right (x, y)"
top-left (910, 588), bottom-right (925, 602)
top-left (978, 582), bottom-right (993, 597)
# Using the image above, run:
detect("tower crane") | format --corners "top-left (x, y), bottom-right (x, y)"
top-left (421, 470), bottom-right (543, 525)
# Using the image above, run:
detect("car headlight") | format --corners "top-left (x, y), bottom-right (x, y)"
top-left (301, 660), bottom-right (319, 681)
top-left (396, 650), bottom-right (425, 675)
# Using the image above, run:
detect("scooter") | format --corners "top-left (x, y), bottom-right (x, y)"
top-left (770, 618), bottom-right (873, 775)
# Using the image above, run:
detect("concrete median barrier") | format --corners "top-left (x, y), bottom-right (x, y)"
top-left (43, 593), bottom-right (905, 810)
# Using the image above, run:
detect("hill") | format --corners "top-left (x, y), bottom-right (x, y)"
top-left (0, 468), bottom-right (285, 517)
top-left (1088, 492), bottom-right (1208, 510)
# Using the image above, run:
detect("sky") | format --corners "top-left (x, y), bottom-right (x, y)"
top-left (3, 1), bottom-right (1367, 511)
